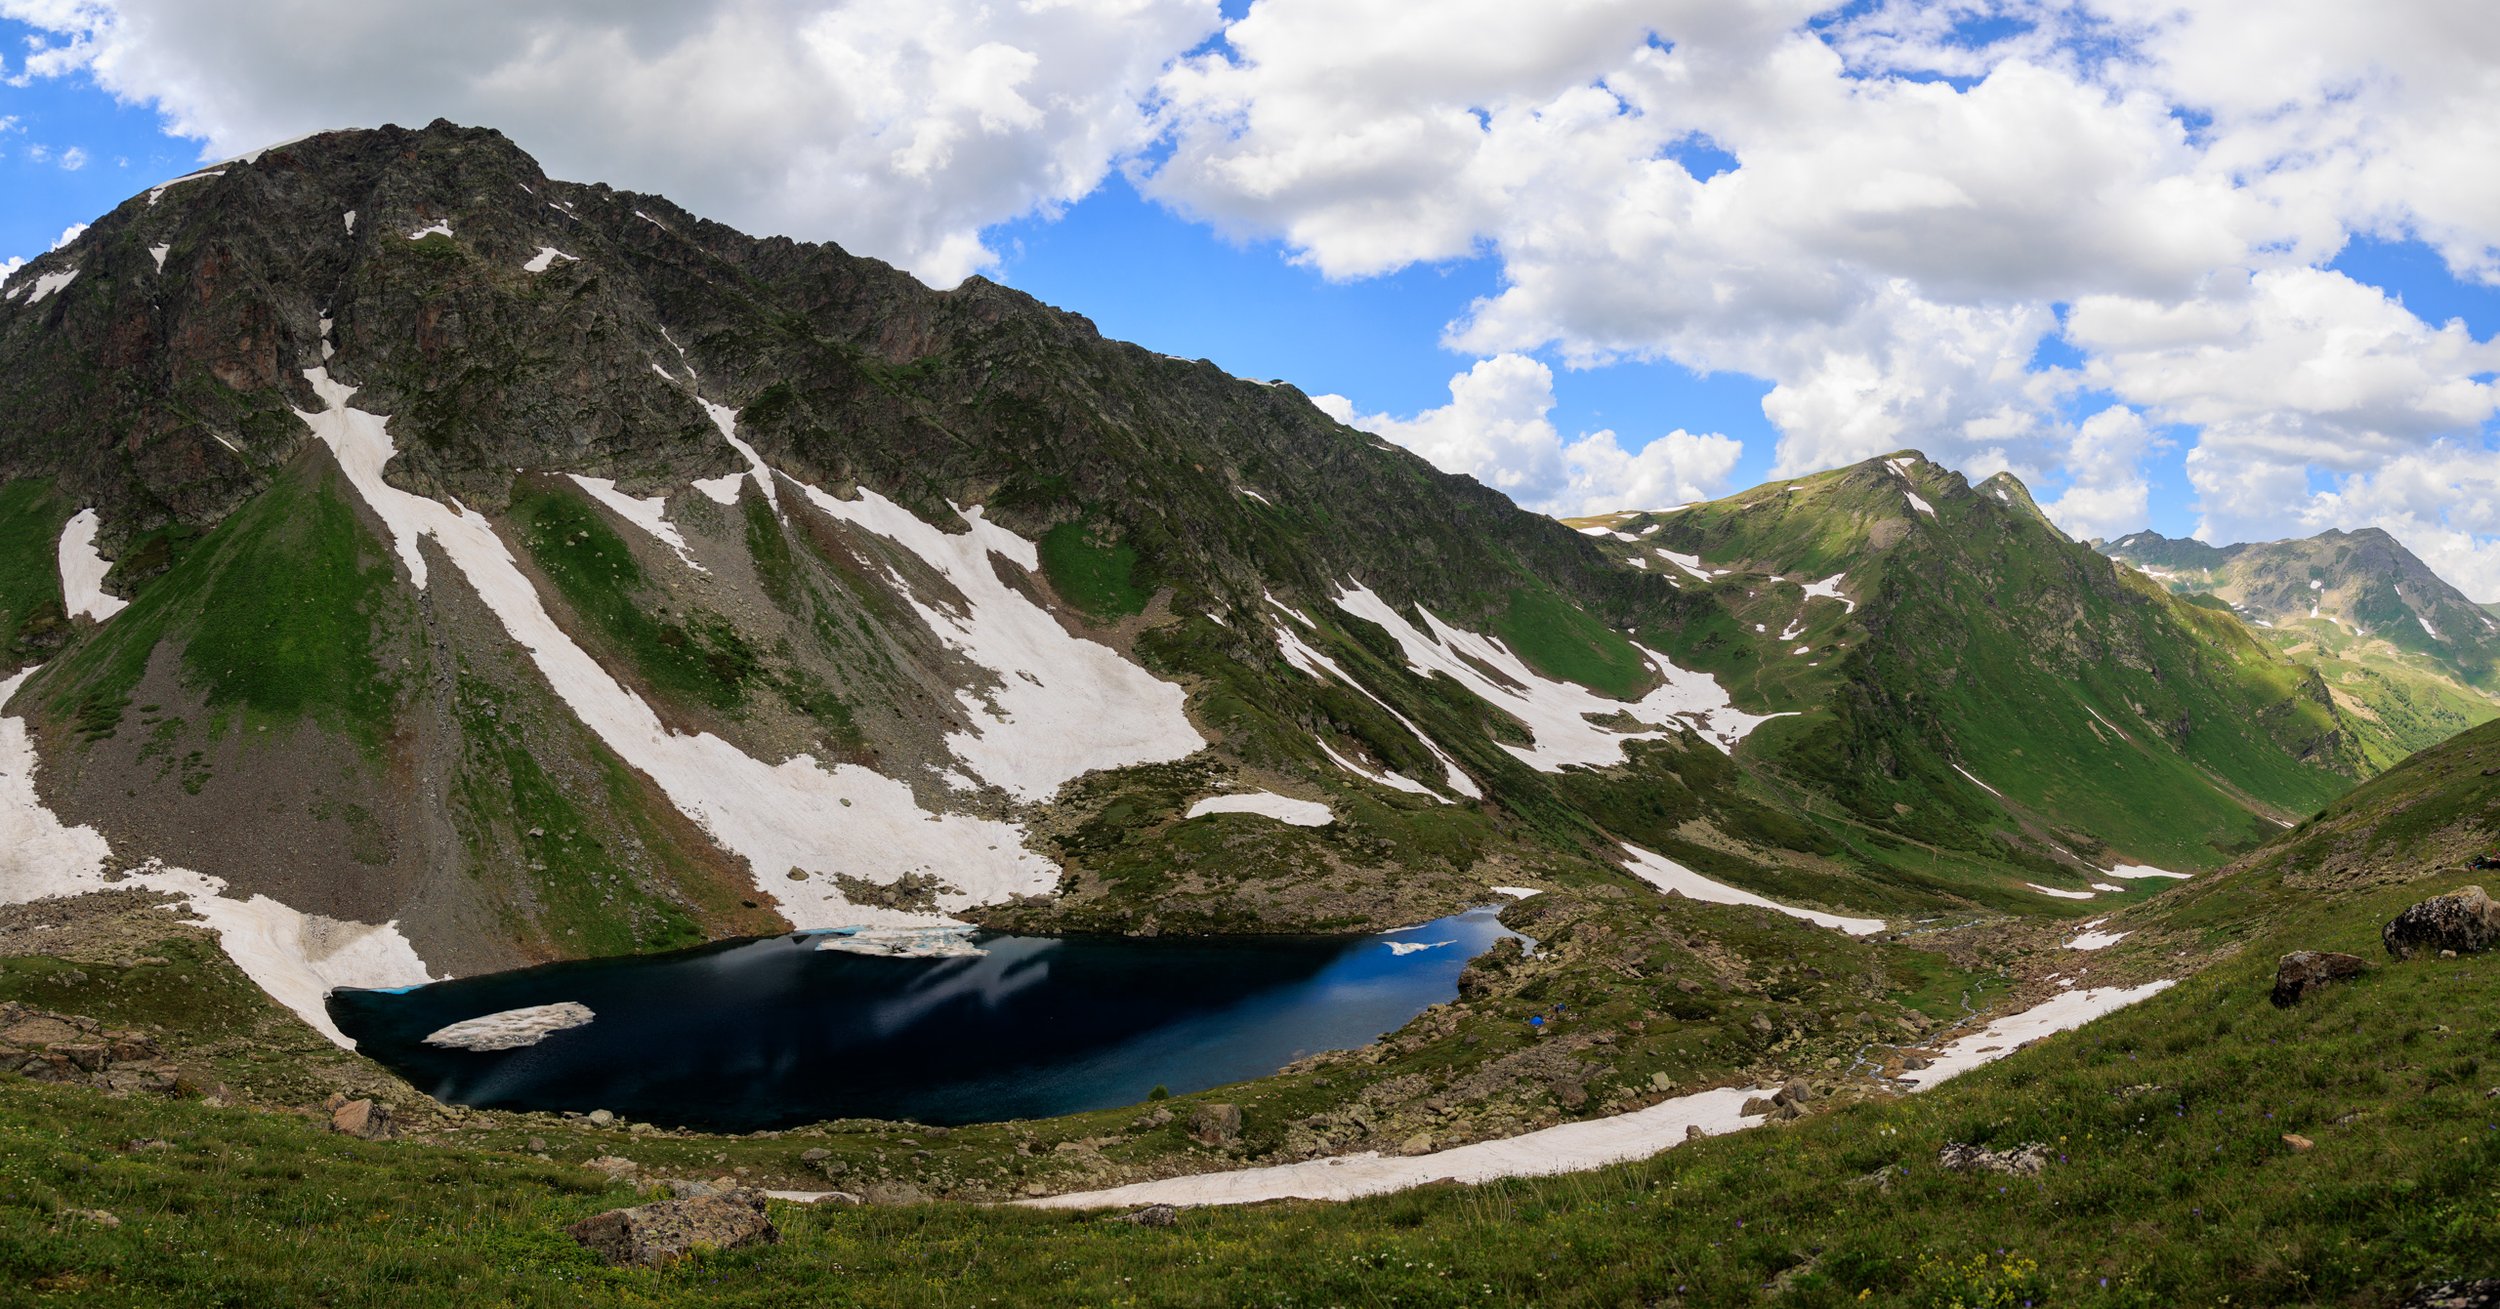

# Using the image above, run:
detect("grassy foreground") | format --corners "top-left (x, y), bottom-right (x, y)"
top-left (2, 863), bottom-right (2494, 1307)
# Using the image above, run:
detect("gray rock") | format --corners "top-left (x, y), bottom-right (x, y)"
top-left (1937, 1141), bottom-right (2049, 1176)
top-left (586, 1109), bottom-right (616, 1127)
top-left (2271, 950), bottom-right (2369, 1007)
top-left (1119, 1204), bottom-right (1179, 1228)
top-left (2399, 1281), bottom-right (2500, 1308)
top-left (1740, 1096), bottom-right (1776, 1117)
top-left (566, 1188), bottom-right (778, 1267)
top-left (2385, 886), bottom-right (2500, 960)
top-left (800, 1147), bottom-right (832, 1163)
top-left (1188, 1103), bottom-right (1243, 1146)
top-left (328, 1099), bottom-right (397, 1141)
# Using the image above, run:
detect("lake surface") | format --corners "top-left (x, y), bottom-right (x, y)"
top-left (330, 908), bottom-right (1521, 1131)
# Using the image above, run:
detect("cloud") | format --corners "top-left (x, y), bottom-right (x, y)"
top-left (1314, 354), bottom-right (1741, 516)
top-left (0, 256), bottom-right (22, 288)
top-left (0, 0), bottom-right (1222, 286)
top-left (2042, 406), bottom-right (2158, 541)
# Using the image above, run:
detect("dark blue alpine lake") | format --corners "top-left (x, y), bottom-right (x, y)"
top-left (330, 907), bottom-right (1521, 1131)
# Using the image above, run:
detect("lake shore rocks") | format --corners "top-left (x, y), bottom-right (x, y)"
top-left (2384, 886), bottom-right (2500, 960)
top-left (2271, 951), bottom-right (2369, 1007)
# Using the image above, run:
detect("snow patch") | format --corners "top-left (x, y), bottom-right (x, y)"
top-left (1490, 886), bottom-right (1542, 899)
top-left (1619, 842), bottom-right (1884, 935)
top-left (23, 268), bottom-right (78, 306)
top-left (1904, 489), bottom-right (1936, 516)
top-left (1333, 582), bottom-right (1783, 761)
top-left (145, 170), bottom-right (223, 206)
top-left (565, 475), bottom-right (703, 572)
top-left (2102, 863), bottom-right (2191, 880)
top-left (56, 510), bottom-right (126, 622)
top-left (814, 925), bottom-right (986, 958)
top-left (422, 1002), bottom-right (594, 1051)
top-left (407, 221), bottom-right (453, 241)
top-left (343, 210), bottom-right (357, 234)
top-left (1951, 763), bottom-right (2006, 799)
top-left (1384, 939), bottom-right (1455, 956)
top-left (0, 670), bottom-right (433, 1046)
top-left (788, 480), bottom-right (1204, 801)
top-left (1186, 793), bottom-right (1333, 827)
top-left (1899, 982), bottom-right (2174, 1088)
top-left (1239, 487), bottom-right (1272, 506)
top-left (1277, 625), bottom-right (1479, 799)
top-left (148, 244), bottom-right (170, 273)
top-left (296, 367), bottom-right (1060, 924)
top-left (2419, 615), bottom-right (2441, 640)
top-left (2066, 922), bottom-right (2129, 949)
top-left (1315, 737), bottom-right (1437, 796)
top-left (2025, 883), bottom-right (2097, 900)
top-left (1801, 572), bottom-right (1855, 612)
top-left (687, 399), bottom-right (777, 509)
top-left (523, 246), bottom-right (579, 273)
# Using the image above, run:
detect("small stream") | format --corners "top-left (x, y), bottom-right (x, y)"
top-left (330, 907), bottom-right (1520, 1131)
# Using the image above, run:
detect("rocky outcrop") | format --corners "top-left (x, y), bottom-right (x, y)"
top-left (2384, 886), bottom-right (2500, 960)
top-left (1937, 1141), bottom-right (2049, 1176)
top-left (2270, 951), bottom-right (2368, 1006)
top-left (0, 1002), bottom-right (180, 1096)
top-left (566, 1188), bottom-right (779, 1267)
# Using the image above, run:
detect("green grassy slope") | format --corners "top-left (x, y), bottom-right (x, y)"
top-left (1623, 454), bottom-right (2363, 878)
top-left (3, 825), bottom-right (2492, 1306)
top-left (0, 478), bottom-right (70, 674)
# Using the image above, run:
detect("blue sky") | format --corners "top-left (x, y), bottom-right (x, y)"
top-left (9, 1), bottom-right (2500, 589)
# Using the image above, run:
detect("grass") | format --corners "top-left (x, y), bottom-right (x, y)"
top-left (34, 457), bottom-right (404, 753)
top-left (1039, 519), bottom-right (1149, 620)
top-left (1491, 585), bottom-right (1651, 699)
top-left (1, 865), bottom-right (2491, 1306)
top-left (514, 481), bottom-right (761, 714)
top-left (0, 478), bottom-right (69, 668)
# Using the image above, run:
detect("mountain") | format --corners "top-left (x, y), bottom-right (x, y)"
top-left (0, 122), bottom-right (2375, 1042)
top-left (1562, 453), bottom-right (2369, 889)
top-left (2098, 527), bottom-right (2500, 764)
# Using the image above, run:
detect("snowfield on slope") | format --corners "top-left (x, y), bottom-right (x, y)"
top-left (1619, 843), bottom-right (1885, 935)
top-left (56, 510), bottom-right (127, 622)
top-left (0, 668), bottom-right (434, 1046)
top-left (298, 368), bottom-right (1069, 924)
top-left (788, 481), bottom-right (1203, 802)
top-left (1332, 582), bottom-right (1782, 761)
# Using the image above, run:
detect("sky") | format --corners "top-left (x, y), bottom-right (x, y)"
top-left (5, 1), bottom-right (2500, 594)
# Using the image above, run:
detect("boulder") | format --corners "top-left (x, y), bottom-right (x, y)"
top-left (2271, 951), bottom-right (2369, 1007)
top-left (2399, 1281), bottom-right (2500, 1309)
top-left (328, 1099), bottom-right (398, 1141)
top-left (567, 1188), bottom-right (778, 1267)
top-left (1937, 1141), bottom-right (2049, 1176)
top-left (582, 1156), bottom-right (641, 1181)
top-left (2384, 886), bottom-right (2500, 960)
top-left (1118, 1204), bottom-right (1179, 1228)
top-left (1188, 1103), bottom-right (1243, 1147)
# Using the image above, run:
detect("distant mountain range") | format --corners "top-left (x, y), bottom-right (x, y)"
top-left (2096, 527), bottom-right (2500, 764)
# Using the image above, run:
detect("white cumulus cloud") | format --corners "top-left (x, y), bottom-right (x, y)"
top-left (1314, 354), bottom-right (1740, 517)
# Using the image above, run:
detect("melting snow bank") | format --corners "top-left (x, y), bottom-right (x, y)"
top-left (1333, 582), bottom-right (1783, 760)
top-left (564, 475), bottom-right (703, 571)
top-left (1000, 981), bottom-right (2171, 1211)
top-left (0, 668), bottom-right (433, 1046)
top-left (1384, 939), bottom-right (1455, 956)
top-left (422, 1001), bottom-right (593, 1051)
top-left (2025, 883), bottom-right (2097, 901)
top-left (1186, 793), bottom-right (1333, 827)
top-left (813, 925), bottom-right (985, 958)
top-left (1900, 982), bottom-right (2173, 1088)
top-left (56, 510), bottom-right (127, 622)
top-left (296, 367), bottom-right (1057, 924)
top-left (1620, 843), bottom-right (1885, 936)
top-left (2065, 921), bottom-right (2129, 950)
top-left (787, 481), bottom-right (1203, 800)
top-left (522, 246), bottom-right (578, 273)
top-left (2103, 863), bottom-right (2191, 880)
top-left (1276, 624), bottom-right (1480, 799)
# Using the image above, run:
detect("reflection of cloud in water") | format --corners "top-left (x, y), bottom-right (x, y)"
top-left (866, 941), bottom-right (1059, 1039)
